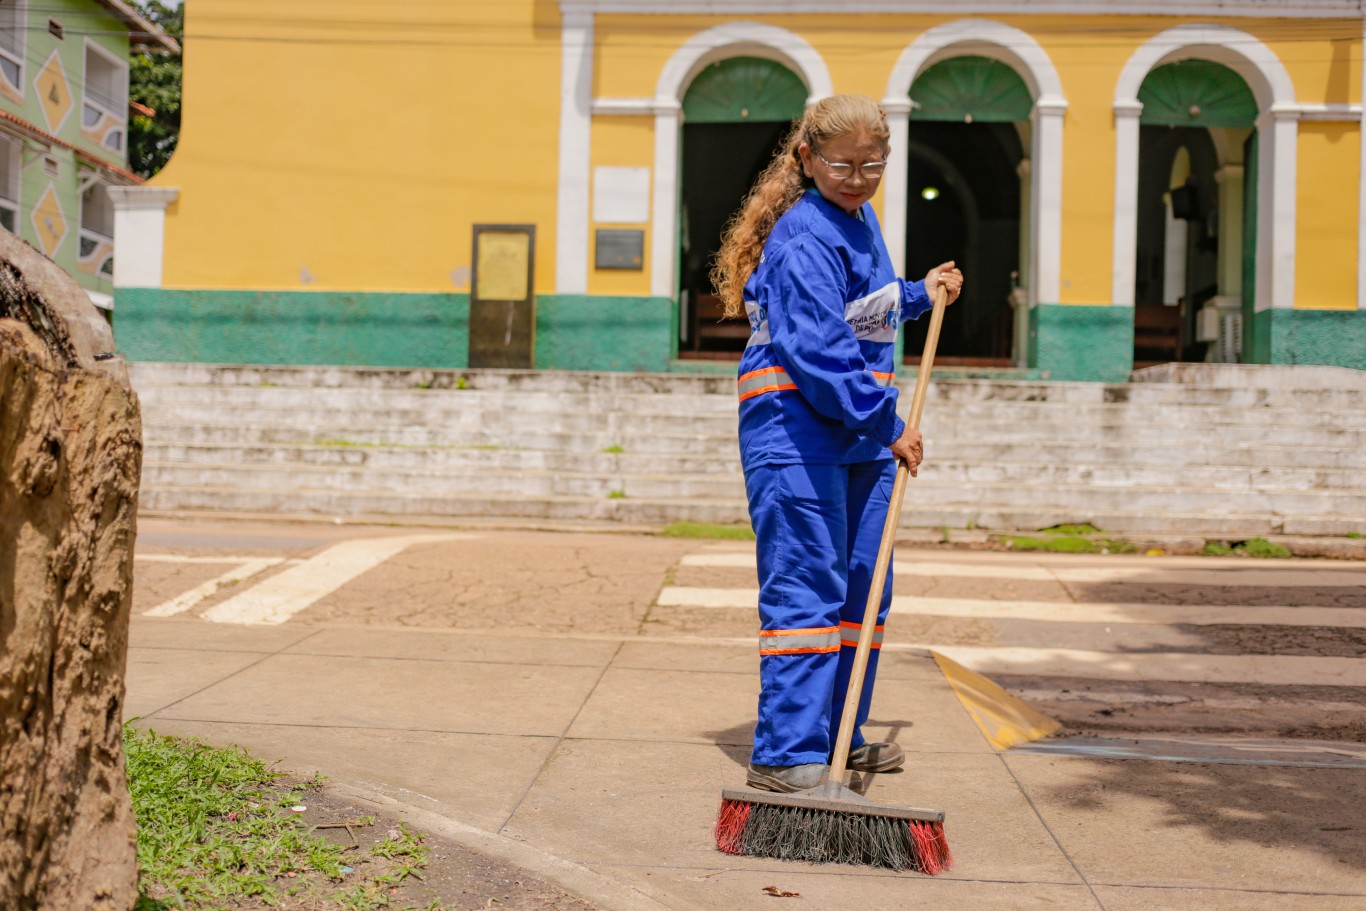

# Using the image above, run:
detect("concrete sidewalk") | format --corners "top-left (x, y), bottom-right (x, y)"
top-left (126, 614), bottom-right (1366, 911)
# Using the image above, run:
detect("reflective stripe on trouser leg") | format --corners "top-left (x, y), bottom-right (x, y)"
top-left (745, 462), bottom-right (850, 767)
top-left (829, 458), bottom-right (896, 755)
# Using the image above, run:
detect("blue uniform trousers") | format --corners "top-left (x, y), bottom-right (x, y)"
top-left (744, 459), bottom-right (896, 767)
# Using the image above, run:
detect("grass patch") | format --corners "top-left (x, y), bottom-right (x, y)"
top-left (1202, 537), bottom-right (1293, 559)
top-left (601, 445), bottom-right (625, 454)
top-left (1037, 523), bottom-right (1102, 535)
top-left (662, 521), bottom-right (756, 541)
top-left (127, 726), bottom-right (442, 910)
top-left (999, 521), bottom-right (1136, 555)
top-left (607, 489), bottom-right (626, 499)
top-left (1348, 532), bottom-right (1362, 539)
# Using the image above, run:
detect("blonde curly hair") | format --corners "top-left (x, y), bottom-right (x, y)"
top-left (710, 94), bottom-right (891, 318)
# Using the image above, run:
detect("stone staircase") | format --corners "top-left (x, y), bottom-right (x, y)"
top-left (130, 362), bottom-right (1366, 537)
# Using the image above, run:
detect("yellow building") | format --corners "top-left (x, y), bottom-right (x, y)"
top-left (112, 1), bottom-right (1366, 379)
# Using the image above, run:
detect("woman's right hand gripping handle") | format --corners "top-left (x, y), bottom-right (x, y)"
top-left (889, 424), bottom-right (923, 477)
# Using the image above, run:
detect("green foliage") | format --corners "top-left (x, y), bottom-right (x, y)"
top-left (128, 2), bottom-right (183, 178)
top-left (662, 521), bottom-right (756, 540)
top-left (601, 444), bottom-right (625, 454)
top-left (125, 726), bottom-right (441, 910)
top-left (1038, 523), bottom-right (1103, 535)
top-left (1236, 537), bottom-right (1292, 559)
top-left (1005, 534), bottom-right (1098, 553)
top-left (1348, 532), bottom-right (1362, 539)
top-left (1202, 538), bottom-right (1293, 559)
top-left (1002, 533), bottom-right (1135, 554)
top-left (607, 489), bottom-right (626, 499)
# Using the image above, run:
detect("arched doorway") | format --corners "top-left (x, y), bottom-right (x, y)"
top-left (903, 56), bottom-right (1026, 367)
top-left (677, 57), bottom-right (805, 359)
top-left (1133, 60), bottom-right (1257, 365)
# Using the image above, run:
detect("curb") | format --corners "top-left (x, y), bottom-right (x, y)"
top-left (328, 780), bottom-right (689, 911)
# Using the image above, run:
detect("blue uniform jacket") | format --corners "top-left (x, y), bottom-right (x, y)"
top-left (737, 190), bottom-right (932, 468)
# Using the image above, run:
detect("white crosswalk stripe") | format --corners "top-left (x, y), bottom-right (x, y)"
top-left (664, 550), bottom-right (1366, 689)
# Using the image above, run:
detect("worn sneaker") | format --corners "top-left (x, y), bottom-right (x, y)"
top-left (746, 762), bottom-right (829, 793)
top-left (845, 742), bottom-right (905, 772)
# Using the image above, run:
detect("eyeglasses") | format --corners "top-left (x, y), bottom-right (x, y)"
top-left (811, 146), bottom-right (887, 180)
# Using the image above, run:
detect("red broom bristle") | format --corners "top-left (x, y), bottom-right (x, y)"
top-left (714, 798), bottom-right (752, 855)
top-left (908, 819), bottom-right (953, 875)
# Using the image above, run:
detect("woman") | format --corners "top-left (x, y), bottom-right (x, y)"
top-left (711, 94), bottom-right (963, 793)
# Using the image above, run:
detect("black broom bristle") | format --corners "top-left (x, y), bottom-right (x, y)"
top-left (715, 792), bottom-right (952, 874)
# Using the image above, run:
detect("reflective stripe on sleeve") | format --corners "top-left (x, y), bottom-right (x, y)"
top-left (738, 367), bottom-right (893, 401)
top-left (738, 367), bottom-right (796, 401)
top-left (839, 620), bottom-right (885, 649)
top-left (759, 625), bottom-right (841, 656)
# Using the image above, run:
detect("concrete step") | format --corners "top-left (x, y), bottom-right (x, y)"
top-left (139, 461), bottom-right (1366, 520)
top-left (141, 442), bottom-right (1365, 492)
top-left (141, 461), bottom-right (747, 500)
top-left (134, 384), bottom-right (1366, 430)
top-left (136, 484), bottom-right (1364, 537)
top-left (140, 432), bottom-right (1366, 472)
top-left (129, 362), bottom-right (1366, 409)
top-left (145, 442), bottom-right (743, 475)
top-left (138, 402), bottom-right (1366, 449)
top-left (142, 423), bottom-right (733, 455)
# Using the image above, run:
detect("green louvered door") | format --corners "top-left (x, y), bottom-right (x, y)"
top-left (1139, 61), bottom-right (1258, 129)
top-left (909, 56), bottom-right (1033, 123)
top-left (679, 58), bottom-right (806, 356)
top-left (681, 57), bottom-right (807, 124)
top-left (904, 56), bottom-right (1028, 364)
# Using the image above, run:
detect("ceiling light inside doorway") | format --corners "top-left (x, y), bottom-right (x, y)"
top-left (921, 186), bottom-right (940, 200)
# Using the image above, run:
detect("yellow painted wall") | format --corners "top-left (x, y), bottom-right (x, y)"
top-left (156, 0), bottom-right (562, 293)
top-left (157, 4), bottom-right (1362, 310)
top-left (588, 116), bottom-right (654, 296)
top-left (1296, 122), bottom-right (1360, 310)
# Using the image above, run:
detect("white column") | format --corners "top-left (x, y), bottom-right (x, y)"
top-left (881, 99), bottom-right (912, 277)
top-left (1013, 158), bottom-right (1032, 367)
top-left (1110, 101), bottom-right (1143, 307)
top-left (1033, 99), bottom-right (1066, 304)
top-left (1258, 106), bottom-right (1300, 312)
top-left (555, 11), bottom-right (593, 294)
top-left (1214, 164), bottom-right (1245, 298)
top-left (106, 186), bottom-right (178, 289)
top-left (648, 102), bottom-right (681, 299)
top-left (1016, 158), bottom-right (1032, 292)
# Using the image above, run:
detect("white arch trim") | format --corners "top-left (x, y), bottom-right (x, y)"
top-left (881, 20), bottom-right (1068, 307)
top-left (1111, 25), bottom-right (1298, 312)
top-left (649, 23), bottom-right (833, 298)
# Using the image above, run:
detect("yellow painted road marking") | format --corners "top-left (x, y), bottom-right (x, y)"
top-left (931, 652), bottom-right (1061, 751)
top-left (201, 534), bottom-right (464, 626)
top-left (656, 587), bottom-right (1366, 629)
top-left (917, 645), bottom-right (1366, 688)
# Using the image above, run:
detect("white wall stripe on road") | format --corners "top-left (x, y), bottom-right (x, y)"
top-left (677, 553), bottom-right (1366, 588)
top-left (910, 646), bottom-right (1366, 688)
top-left (200, 534), bottom-right (463, 626)
top-left (657, 587), bottom-right (1366, 629)
top-left (142, 558), bottom-right (284, 618)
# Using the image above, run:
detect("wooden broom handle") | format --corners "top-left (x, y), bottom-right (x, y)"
top-left (828, 281), bottom-right (950, 781)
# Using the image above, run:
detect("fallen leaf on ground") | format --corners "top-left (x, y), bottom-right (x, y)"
top-left (763, 885), bottom-right (800, 897)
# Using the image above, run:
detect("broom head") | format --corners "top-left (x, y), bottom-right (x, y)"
top-left (715, 782), bottom-right (951, 874)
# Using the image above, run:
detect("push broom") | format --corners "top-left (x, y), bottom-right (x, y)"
top-left (714, 281), bottom-right (953, 874)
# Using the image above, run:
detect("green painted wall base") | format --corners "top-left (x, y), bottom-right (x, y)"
top-left (113, 289), bottom-right (676, 372)
top-left (1029, 303), bottom-right (1134, 382)
top-left (1252, 308), bottom-right (1366, 368)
